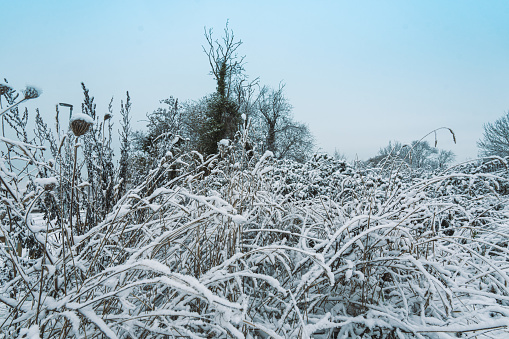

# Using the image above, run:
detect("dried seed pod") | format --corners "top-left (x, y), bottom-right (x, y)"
top-left (71, 119), bottom-right (91, 136)
top-left (70, 113), bottom-right (94, 137)
top-left (23, 86), bottom-right (41, 99)
top-left (0, 83), bottom-right (12, 96)
top-left (43, 182), bottom-right (56, 191)
top-left (34, 177), bottom-right (58, 191)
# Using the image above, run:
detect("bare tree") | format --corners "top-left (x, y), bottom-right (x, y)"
top-left (200, 21), bottom-right (315, 160)
top-left (333, 148), bottom-right (347, 161)
top-left (203, 20), bottom-right (245, 99)
top-left (133, 97), bottom-right (183, 161)
top-left (408, 140), bottom-right (439, 168)
top-left (368, 140), bottom-right (455, 169)
top-left (181, 97), bottom-right (208, 151)
top-left (257, 83), bottom-right (291, 153)
top-left (277, 121), bottom-right (314, 162)
top-left (256, 83), bottom-right (314, 161)
top-left (478, 111), bottom-right (509, 157)
top-left (436, 149), bottom-right (455, 169)
top-left (232, 77), bottom-right (260, 122)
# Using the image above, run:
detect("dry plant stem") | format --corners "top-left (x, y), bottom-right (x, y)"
top-left (0, 98), bottom-right (28, 117)
top-left (58, 145), bottom-right (68, 295)
top-left (69, 136), bottom-right (79, 245)
top-left (65, 136), bottom-right (83, 294)
top-left (35, 218), bottom-right (50, 323)
top-left (0, 174), bottom-right (18, 203)
top-left (1, 280), bottom-right (38, 330)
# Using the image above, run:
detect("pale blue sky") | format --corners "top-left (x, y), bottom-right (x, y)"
top-left (2, 0), bottom-right (509, 161)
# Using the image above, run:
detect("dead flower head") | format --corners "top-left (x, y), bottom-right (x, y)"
top-left (70, 113), bottom-right (94, 137)
top-left (23, 86), bottom-right (41, 100)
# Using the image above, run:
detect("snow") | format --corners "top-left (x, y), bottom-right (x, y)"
top-left (79, 308), bottom-right (119, 339)
top-left (0, 136), bottom-right (45, 150)
top-left (252, 150), bottom-right (273, 175)
top-left (34, 177), bottom-right (58, 187)
top-left (3, 128), bottom-right (509, 337)
top-left (218, 139), bottom-right (230, 147)
top-left (19, 324), bottom-right (41, 339)
top-left (77, 181), bottom-right (91, 188)
top-left (60, 311), bottom-right (81, 336)
top-left (70, 112), bottom-right (94, 124)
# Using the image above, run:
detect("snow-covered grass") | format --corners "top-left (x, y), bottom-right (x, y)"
top-left (1, 138), bottom-right (509, 338)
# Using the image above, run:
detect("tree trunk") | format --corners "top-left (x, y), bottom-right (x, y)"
top-left (267, 122), bottom-right (276, 152)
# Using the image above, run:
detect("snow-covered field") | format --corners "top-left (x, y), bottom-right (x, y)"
top-left (1, 148), bottom-right (509, 338)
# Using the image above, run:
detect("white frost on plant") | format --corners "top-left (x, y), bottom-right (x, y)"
top-left (252, 150), bottom-right (273, 175)
top-left (19, 324), bottom-right (41, 339)
top-left (5, 125), bottom-right (509, 338)
top-left (34, 177), bottom-right (58, 187)
top-left (218, 139), bottom-right (230, 147)
top-left (79, 307), bottom-right (119, 339)
top-left (70, 113), bottom-right (94, 124)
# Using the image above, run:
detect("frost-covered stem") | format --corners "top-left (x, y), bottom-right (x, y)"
top-left (289, 290), bottom-right (308, 338)
top-left (6, 209), bottom-right (15, 280)
top-left (57, 140), bottom-right (68, 295)
top-left (1, 116), bottom-right (11, 174)
top-left (69, 136), bottom-right (79, 245)
top-left (0, 174), bottom-right (18, 202)
top-left (394, 127), bottom-right (456, 178)
top-left (65, 137), bottom-right (82, 295)
top-left (196, 225), bottom-right (201, 277)
top-left (362, 195), bottom-right (375, 305)
top-left (1, 114), bottom-right (16, 198)
top-left (0, 98), bottom-right (28, 117)
top-left (35, 218), bottom-right (50, 323)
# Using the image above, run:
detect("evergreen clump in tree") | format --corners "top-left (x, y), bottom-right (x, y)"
top-left (202, 61), bottom-right (240, 155)
top-left (200, 21), bottom-right (244, 155)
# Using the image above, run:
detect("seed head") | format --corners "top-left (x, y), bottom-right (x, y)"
top-left (23, 86), bottom-right (41, 100)
top-left (0, 83), bottom-right (12, 96)
top-left (71, 119), bottom-right (91, 136)
top-left (43, 182), bottom-right (56, 191)
top-left (70, 113), bottom-right (94, 137)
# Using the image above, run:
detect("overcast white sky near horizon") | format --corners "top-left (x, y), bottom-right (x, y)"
top-left (2, 0), bottom-right (509, 162)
